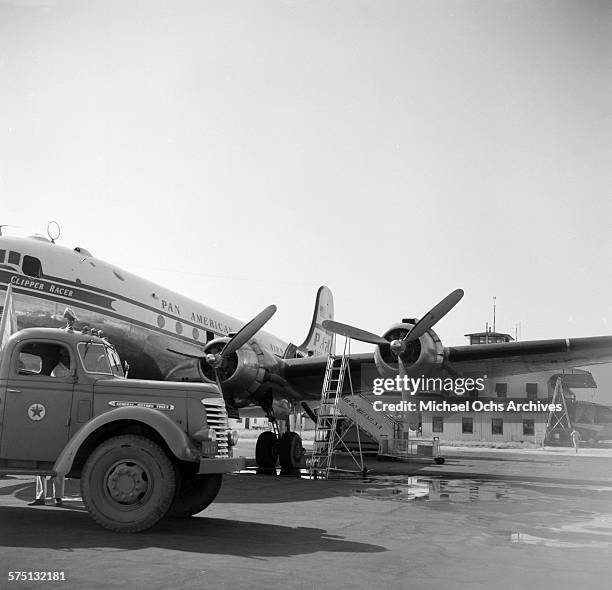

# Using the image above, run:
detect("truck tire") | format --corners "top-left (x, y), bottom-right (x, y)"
top-left (81, 434), bottom-right (176, 533)
top-left (169, 473), bottom-right (223, 518)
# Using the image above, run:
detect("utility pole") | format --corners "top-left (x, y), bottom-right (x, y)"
top-left (493, 296), bottom-right (497, 333)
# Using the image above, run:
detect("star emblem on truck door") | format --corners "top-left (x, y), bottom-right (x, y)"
top-left (28, 403), bottom-right (46, 421)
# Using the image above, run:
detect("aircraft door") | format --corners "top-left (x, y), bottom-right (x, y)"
top-left (0, 341), bottom-right (74, 463)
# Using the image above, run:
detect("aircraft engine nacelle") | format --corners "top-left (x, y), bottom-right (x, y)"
top-left (374, 322), bottom-right (445, 379)
top-left (199, 337), bottom-right (278, 406)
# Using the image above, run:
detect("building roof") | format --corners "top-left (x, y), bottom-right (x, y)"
top-left (464, 331), bottom-right (514, 340)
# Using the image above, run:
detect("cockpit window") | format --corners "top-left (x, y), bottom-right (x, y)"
top-left (23, 255), bottom-right (43, 278)
top-left (8, 251), bottom-right (20, 266)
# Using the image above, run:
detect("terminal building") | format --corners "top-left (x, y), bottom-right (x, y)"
top-left (420, 329), bottom-right (597, 444)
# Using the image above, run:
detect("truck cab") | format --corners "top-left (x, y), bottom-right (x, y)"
top-left (0, 327), bottom-right (244, 532)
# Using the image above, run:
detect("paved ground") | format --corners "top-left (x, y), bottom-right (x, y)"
top-left (1, 447), bottom-right (611, 590)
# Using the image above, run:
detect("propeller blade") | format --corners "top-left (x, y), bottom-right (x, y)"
top-left (403, 289), bottom-right (464, 343)
top-left (222, 304), bottom-right (277, 357)
top-left (213, 368), bottom-right (225, 396)
top-left (397, 355), bottom-right (408, 380)
top-left (322, 320), bottom-right (389, 346)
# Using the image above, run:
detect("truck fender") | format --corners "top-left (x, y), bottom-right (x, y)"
top-left (54, 406), bottom-right (198, 477)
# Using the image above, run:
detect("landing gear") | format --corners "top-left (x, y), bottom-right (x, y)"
top-left (279, 431), bottom-right (303, 473)
top-left (255, 431), bottom-right (279, 471)
top-left (254, 402), bottom-right (304, 474)
top-left (255, 430), bottom-right (304, 473)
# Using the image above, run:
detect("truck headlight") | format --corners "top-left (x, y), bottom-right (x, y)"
top-left (192, 427), bottom-right (216, 442)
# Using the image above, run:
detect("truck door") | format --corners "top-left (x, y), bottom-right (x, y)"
top-left (0, 340), bottom-right (75, 463)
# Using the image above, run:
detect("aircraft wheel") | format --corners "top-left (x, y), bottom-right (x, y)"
top-left (169, 473), bottom-right (223, 518)
top-left (81, 434), bottom-right (176, 533)
top-left (255, 431), bottom-right (279, 469)
top-left (279, 431), bottom-right (303, 470)
top-left (434, 457), bottom-right (445, 465)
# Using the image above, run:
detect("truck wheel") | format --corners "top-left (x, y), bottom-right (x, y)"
top-left (81, 434), bottom-right (176, 533)
top-left (255, 431), bottom-right (278, 468)
top-left (279, 432), bottom-right (303, 469)
top-left (169, 473), bottom-right (223, 518)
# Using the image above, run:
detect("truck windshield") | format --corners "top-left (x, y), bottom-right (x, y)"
top-left (106, 345), bottom-right (124, 377)
top-left (78, 342), bottom-right (113, 375)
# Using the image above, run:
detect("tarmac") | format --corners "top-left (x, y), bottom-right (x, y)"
top-left (1, 443), bottom-right (611, 590)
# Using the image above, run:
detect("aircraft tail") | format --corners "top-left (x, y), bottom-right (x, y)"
top-left (297, 286), bottom-right (335, 357)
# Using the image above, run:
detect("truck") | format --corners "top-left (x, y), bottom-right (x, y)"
top-left (0, 326), bottom-right (245, 533)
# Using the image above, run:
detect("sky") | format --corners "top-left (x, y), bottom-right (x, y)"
top-left (1, 0), bottom-right (611, 358)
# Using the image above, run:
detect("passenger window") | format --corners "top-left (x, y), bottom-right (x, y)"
top-left (16, 342), bottom-right (71, 377)
top-left (8, 251), bottom-right (21, 266)
top-left (0, 249), bottom-right (5, 263)
top-left (23, 255), bottom-right (43, 278)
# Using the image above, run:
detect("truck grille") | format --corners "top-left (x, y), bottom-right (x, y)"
top-left (202, 400), bottom-right (230, 458)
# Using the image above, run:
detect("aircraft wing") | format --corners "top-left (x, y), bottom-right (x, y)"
top-left (281, 352), bottom-right (374, 397)
top-left (445, 335), bottom-right (612, 378)
top-left (281, 336), bottom-right (612, 397)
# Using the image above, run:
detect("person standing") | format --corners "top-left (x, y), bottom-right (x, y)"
top-left (570, 429), bottom-right (581, 453)
top-left (29, 475), bottom-right (65, 507)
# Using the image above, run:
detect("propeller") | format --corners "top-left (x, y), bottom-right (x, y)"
top-left (401, 289), bottom-right (463, 344)
top-left (322, 289), bottom-right (464, 372)
top-left (168, 304), bottom-right (277, 393)
top-left (204, 304), bottom-right (276, 375)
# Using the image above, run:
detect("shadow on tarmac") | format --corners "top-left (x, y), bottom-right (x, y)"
top-left (0, 505), bottom-right (386, 558)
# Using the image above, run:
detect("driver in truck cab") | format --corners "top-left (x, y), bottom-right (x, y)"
top-left (51, 349), bottom-right (71, 378)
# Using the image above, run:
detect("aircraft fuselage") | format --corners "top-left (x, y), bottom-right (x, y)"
top-left (0, 236), bottom-right (290, 401)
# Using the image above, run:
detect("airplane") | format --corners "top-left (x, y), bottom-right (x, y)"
top-left (2, 230), bottom-right (612, 471)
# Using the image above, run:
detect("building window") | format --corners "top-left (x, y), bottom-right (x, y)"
top-left (22, 255), bottom-right (43, 278)
top-left (495, 383), bottom-right (507, 398)
top-left (462, 417), bottom-right (473, 434)
top-left (432, 416), bottom-right (444, 433)
top-left (526, 383), bottom-right (538, 400)
top-left (8, 251), bottom-right (20, 266)
top-left (492, 418), bottom-right (503, 435)
top-left (523, 419), bottom-right (535, 436)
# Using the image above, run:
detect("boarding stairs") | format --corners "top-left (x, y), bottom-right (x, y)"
top-left (308, 341), bottom-right (366, 478)
top-left (308, 341), bottom-right (445, 476)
